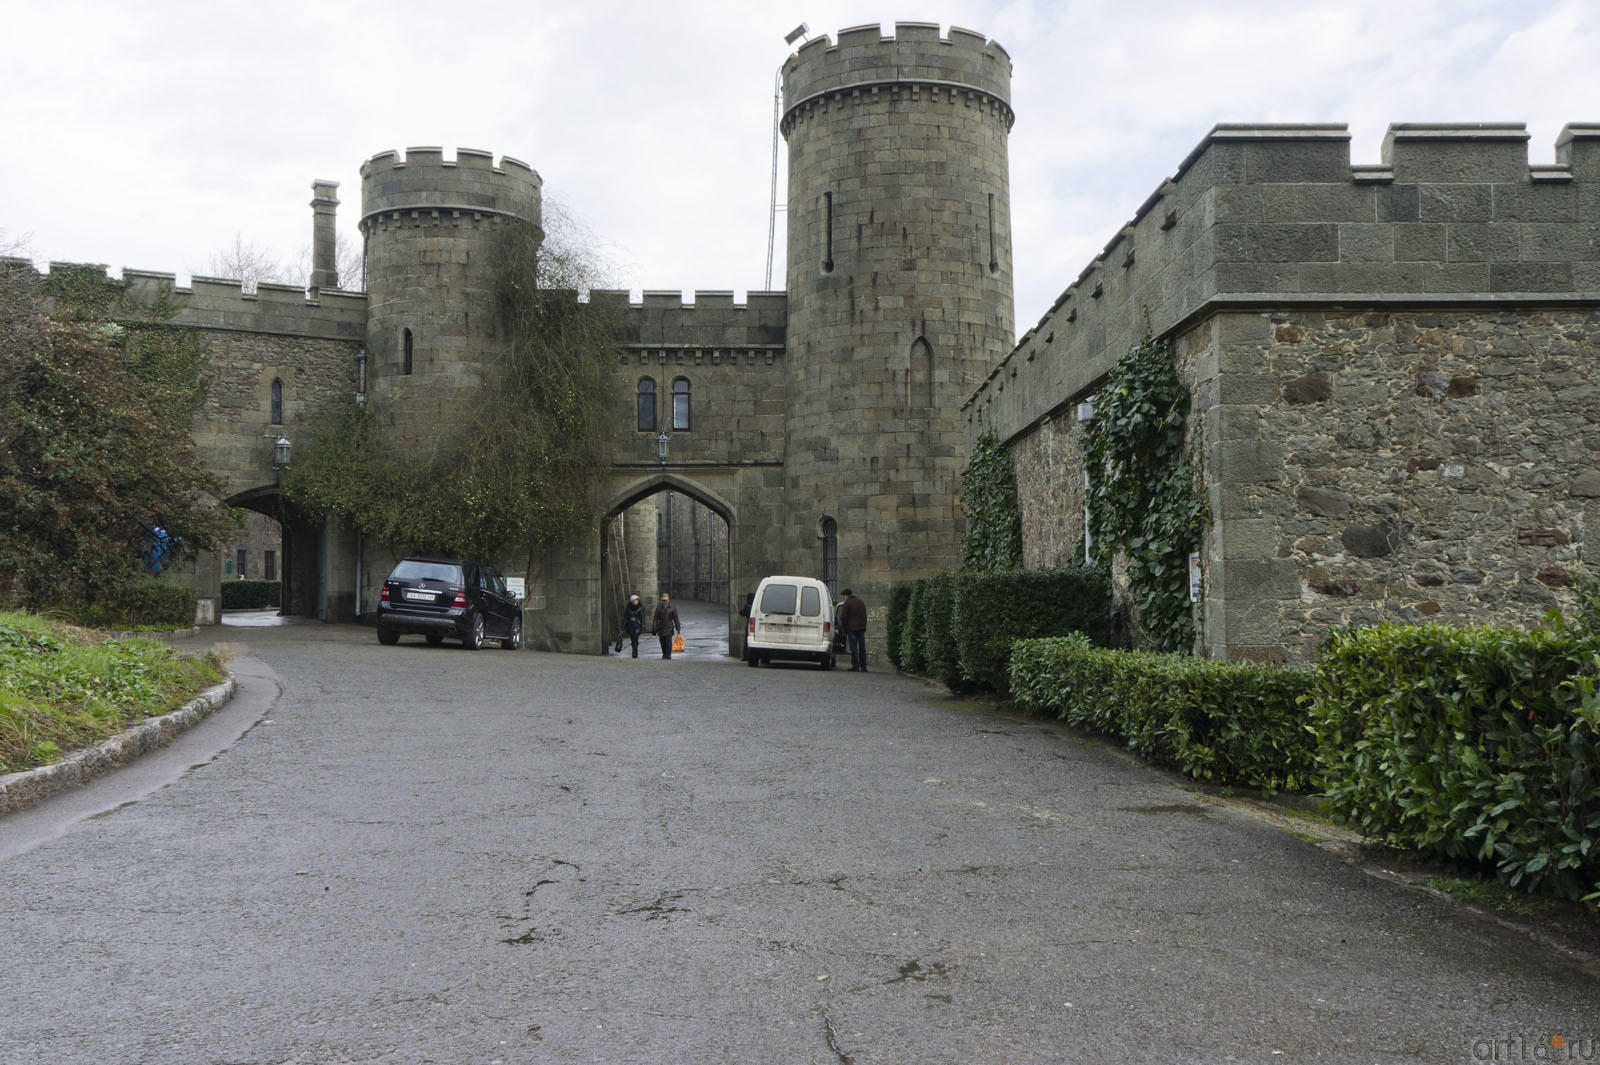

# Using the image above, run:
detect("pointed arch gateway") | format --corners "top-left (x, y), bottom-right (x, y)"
top-left (598, 472), bottom-right (737, 656)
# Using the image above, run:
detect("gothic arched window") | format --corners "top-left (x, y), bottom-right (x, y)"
top-left (270, 377), bottom-right (283, 424)
top-left (637, 378), bottom-right (656, 431)
top-left (672, 377), bottom-right (691, 431)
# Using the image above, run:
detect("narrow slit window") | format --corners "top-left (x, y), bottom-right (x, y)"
top-left (821, 517), bottom-right (838, 599)
top-left (824, 191), bottom-right (834, 273)
top-left (270, 377), bottom-right (283, 424)
top-left (672, 377), bottom-right (691, 431)
top-left (402, 328), bottom-right (414, 375)
top-left (637, 377), bottom-right (657, 431)
top-left (987, 193), bottom-right (998, 273)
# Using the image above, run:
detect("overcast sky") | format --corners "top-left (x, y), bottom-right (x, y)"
top-left (2, 0), bottom-right (1594, 332)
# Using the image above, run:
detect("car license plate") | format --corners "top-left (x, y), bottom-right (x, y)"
top-left (404, 590), bottom-right (435, 602)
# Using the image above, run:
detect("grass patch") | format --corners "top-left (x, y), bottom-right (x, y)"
top-left (0, 610), bottom-right (226, 774)
top-left (1427, 875), bottom-right (1581, 919)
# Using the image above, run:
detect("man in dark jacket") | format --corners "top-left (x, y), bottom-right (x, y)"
top-left (841, 588), bottom-right (868, 672)
top-left (652, 593), bottom-right (682, 659)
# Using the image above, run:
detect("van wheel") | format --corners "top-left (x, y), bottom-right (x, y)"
top-left (746, 651), bottom-right (761, 667)
top-left (822, 654), bottom-right (835, 671)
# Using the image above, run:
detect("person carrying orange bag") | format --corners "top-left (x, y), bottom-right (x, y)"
top-left (652, 593), bottom-right (682, 660)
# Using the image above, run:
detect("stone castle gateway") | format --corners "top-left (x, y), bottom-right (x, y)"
top-left (15, 24), bottom-right (1597, 662)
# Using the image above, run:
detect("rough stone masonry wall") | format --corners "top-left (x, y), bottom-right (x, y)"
top-left (1205, 306), bottom-right (1598, 663)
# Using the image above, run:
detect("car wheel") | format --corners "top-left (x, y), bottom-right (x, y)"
top-left (502, 614), bottom-right (522, 650)
top-left (463, 613), bottom-right (484, 650)
top-left (425, 633), bottom-right (444, 646)
top-left (377, 626), bottom-right (399, 646)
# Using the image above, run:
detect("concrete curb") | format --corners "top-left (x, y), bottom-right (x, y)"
top-left (0, 675), bottom-right (236, 818)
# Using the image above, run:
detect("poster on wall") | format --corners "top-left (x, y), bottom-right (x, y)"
top-left (1188, 553), bottom-right (1201, 603)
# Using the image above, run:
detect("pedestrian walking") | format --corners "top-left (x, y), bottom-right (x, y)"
top-left (841, 588), bottom-right (868, 671)
top-left (622, 594), bottom-right (646, 658)
top-left (652, 593), bottom-right (682, 659)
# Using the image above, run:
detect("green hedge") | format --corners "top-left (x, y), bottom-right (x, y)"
top-left (1312, 622), bottom-right (1600, 900)
top-left (898, 582), bottom-right (929, 674)
top-left (1010, 635), bottom-right (1317, 791)
top-left (921, 572), bottom-right (967, 692)
top-left (885, 583), bottom-right (913, 671)
top-left (950, 566), bottom-right (1113, 693)
top-left (221, 579), bottom-right (282, 610)
top-left (70, 575), bottom-right (198, 630)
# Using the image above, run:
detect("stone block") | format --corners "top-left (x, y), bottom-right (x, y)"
top-left (1393, 224), bottom-right (1446, 262)
top-left (1520, 223), bottom-right (1600, 262)
top-left (1419, 184), bottom-right (1493, 222)
top-left (1446, 224), bottom-right (1520, 262)
top-left (1422, 262), bottom-right (1491, 293)
top-left (1384, 126), bottom-right (1530, 184)
top-left (1490, 262), bottom-right (1574, 293)
top-left (1216, 439), bottom-right (1285, 484)
top-left (1376, 184), bottom-right (1421, 223)
top-left (1243, 139), bottom-right (1352, 183)
top-left (1256, 183), bottom-right (1377, 222)
top-left (1216, 374), bottom-right (1281, 407)
top-left (1248, 223), bottom-right (1338, 262)
top-left (1492, 183), bottom-right (1578, 222)
top-left (1338, 224), bottom-right (1395, 262)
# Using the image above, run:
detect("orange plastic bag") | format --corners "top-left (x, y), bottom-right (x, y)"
top-left (672, 633), bottom-right (685, 653)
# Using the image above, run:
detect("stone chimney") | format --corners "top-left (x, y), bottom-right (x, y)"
top-left (309, 179), bottom-right (340, 292)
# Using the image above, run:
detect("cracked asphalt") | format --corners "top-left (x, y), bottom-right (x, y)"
top-left (1, 607), bottom-right (1596, 1064)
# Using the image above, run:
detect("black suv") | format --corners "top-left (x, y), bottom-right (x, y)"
top-left (377, 557), bottom-right (523, 650)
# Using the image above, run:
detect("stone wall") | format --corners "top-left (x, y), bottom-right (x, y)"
top-left (975, 122), bottom-right (1600, 664)
top-left (1199, 306), bottom-right (1598, 662)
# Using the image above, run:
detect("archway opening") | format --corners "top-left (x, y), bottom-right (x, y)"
top-left (600, 482), bottom-right (732, 658)
top-left (222, 488), bottom-right (324, 621)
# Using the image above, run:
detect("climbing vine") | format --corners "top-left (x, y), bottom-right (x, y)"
top-left (961, 425), bottom-right (1023, 573)
top-left (1081, 336), bottom-right (1206, 652)
top-left (284, 219), bottom-right (620, 561)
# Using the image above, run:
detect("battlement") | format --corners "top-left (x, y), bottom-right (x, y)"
top-left (589, 289), bottom-right (787, 352)
top-left (968, 121), bottom-right (1600, 441)
top-left (781, 22), bottom-right (1011, 132)
top-left (359, 146), bottom-right (542, 232)
top-left (14, 260), bottom-right (366, 341)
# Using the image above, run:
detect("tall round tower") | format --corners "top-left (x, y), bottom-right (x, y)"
top-left (780, 23), bottom-right (1015, 597)
top-left (359, 147), bottom-right (542, 457)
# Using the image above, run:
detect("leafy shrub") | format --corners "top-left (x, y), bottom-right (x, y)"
top-left (950, 565), bottom-right (1113, 693)
top-left (220, 580), bottom-right (281, 611)
top-left (885, 583), bottom-right (913, 671)
top-left (1311, 622), bottom-right (1600, 901)
top-left (898, 580), bottom-right (928, 675)
top-left (70, 575), bottom-right (197, 630)
top-left (921, 572), bottom-right (971, 692)
top-left (1010, 636), bottom-right (1317, 791)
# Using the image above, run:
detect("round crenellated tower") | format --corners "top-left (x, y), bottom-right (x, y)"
top-left (359, 147), bottom-right (542, 456)
top-left (780, 23), bottom-right (1015, 596)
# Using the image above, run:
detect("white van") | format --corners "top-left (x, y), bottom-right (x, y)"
top-left (744, 575), bottom-right (837, 670)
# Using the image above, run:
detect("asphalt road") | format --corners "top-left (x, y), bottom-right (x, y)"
top-left (1, 610), bottom-right (1596, 1064)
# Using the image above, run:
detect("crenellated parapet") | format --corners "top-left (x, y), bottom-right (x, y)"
top-left (13, 260), bottom-right (366, 340)
top-left (780, 22), bottom-right (1013, 135)
top-left (968, 122), bottom-right (1600, 443)
top-left (591, 290), bottom-right (788, 366)
top-left (359, 146), bottom-right (542, 235)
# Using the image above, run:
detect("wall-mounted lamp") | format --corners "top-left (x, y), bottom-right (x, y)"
top-left (273, 436), bottom-right (292, 471)
top-left (656, 431), bottom-right (670, 463)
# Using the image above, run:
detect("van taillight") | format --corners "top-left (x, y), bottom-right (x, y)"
top-left (452, 591), bottom-right (469, 607)
top-left (747, 618), bottom-right (754, 634)
top-left (824, 621), bottom-right (832, 634)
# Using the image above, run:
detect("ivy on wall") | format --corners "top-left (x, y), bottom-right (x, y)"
top-left (284, 220), bottom-right (619, 563)
top-left (961, 426), bottom-right (1023, 573)
top-left (1081, 336), bottom-right (1206, 652)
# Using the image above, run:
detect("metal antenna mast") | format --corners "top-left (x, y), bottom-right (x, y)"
top-left (767, 24), bottom-right (809, 289)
